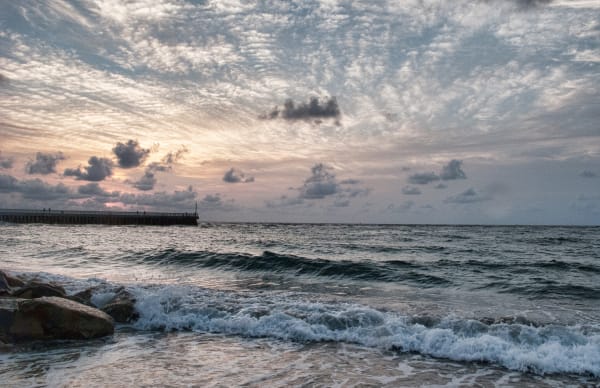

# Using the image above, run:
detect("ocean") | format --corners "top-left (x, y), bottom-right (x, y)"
top-left (1, 223), bottom-right (599, 387)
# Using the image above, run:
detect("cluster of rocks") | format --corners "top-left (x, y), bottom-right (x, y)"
top-left (0, 270), bottom-right (138, 345)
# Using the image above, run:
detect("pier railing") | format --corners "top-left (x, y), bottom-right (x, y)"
top-left (0, 208), bottom-right (195, 216)
top-left (0, 208), bottom-right (198, 226)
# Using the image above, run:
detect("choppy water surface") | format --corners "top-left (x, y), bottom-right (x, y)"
top-left (1, 223), bottom-right (599, 386)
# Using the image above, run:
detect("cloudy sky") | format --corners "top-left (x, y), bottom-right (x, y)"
top-left (0, 0), bottom-right (599, 224)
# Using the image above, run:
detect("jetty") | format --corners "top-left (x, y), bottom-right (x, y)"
top-left (0, 208), bottom-right (198, 226)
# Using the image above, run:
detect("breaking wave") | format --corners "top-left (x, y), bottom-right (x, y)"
top-left (125, 284), bottom-right (600, 377)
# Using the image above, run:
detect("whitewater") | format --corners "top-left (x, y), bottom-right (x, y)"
top-left (1, 223), bottom-right (599, 386)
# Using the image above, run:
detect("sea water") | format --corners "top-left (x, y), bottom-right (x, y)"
top-left (1, 223), bottom-right (599, 387)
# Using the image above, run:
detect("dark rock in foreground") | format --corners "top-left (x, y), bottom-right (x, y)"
top-left (71, 288), bottom-right (95, 306)
top-left (0, 270), bottom-right (25, 288)
top-left (1, 296), bottom-right (114, 342)
top-left (1, 271), bottom-right (26, 296)
top-left (101, 289), bottom-right (138, 323)
top-left (11, 282), bottom-right (66, 299)
top-left (0, 274), bottom-right (10, 296)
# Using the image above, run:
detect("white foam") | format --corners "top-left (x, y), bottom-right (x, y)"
top-left (127, 284), bottom-right (600, 377)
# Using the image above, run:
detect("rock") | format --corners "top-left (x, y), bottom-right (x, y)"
top-left (0, 274), bottom-right (10, 296)
top-left (101, 289), bottom-right (138, 323)
top-left (0, 298), bottom-right (19, 342)
top-left (479, 317), bottom-right (495, 325)
top-left (1, 296), bottom-right (114, 341)
top-left (69, 287), bottom-right (95, 306)
top-left (0, 270), bottom-right (25, 288)
top-left (11, 282), bottom-right (66, 299)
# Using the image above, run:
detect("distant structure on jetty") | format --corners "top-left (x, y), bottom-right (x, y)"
top-left (0, 208), bottom-right (198, 226)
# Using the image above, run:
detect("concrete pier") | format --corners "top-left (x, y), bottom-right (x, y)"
top-left (0, 209), bottom-right (198, 226)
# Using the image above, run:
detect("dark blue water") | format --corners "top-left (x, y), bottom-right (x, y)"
top-left (1, 223), bottom-right (599, 386)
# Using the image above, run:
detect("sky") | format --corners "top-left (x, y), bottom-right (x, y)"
top-left (0, 0), bottom-right (599, 224)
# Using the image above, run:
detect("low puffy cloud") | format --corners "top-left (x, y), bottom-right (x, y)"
top-left (0, 152), bottom-right (13, 169)
top-left (580, 170), bottom-right (597, 178)
top-left (113, 140), bottom-right (150, 169)
top-left (440, 160), bottom-right (467, 180)
top-left (223, 168), bottom-right (254, 183)
top-left (0, 173), bottom-right (202, 212)
top-left (408, 160), bottom-right (467, 185)
top-left (402, 186), bottom-right (422, 195)
top-left (265, 97), bottom-right (341, 122)
top-left (299, 163), bottom-right (339, 199)
top-left (444, 188), bottom-right (492, 204)
top-left (26, 152), bottom-right (66, 175)
top-left (408, 172), bottom-right (440, 185)
top-left (197, 193), bottom-right (237, 211)
top-left (133, 171), bottom-right (156, 191)
top-left (119, 186), bottom-right (197, 208)
top-left (129, 146), bottom-right (190, 191)
top-left (267, 163), bottom-right (369, 208)
top-left (0, 174), bottom-right (73, 200)
top-left (64, 156), bottom-right (114, 181)
top-left (77, 182), bottom-right (118, 198)
top-left (510, 0), bottom-right (553, 9)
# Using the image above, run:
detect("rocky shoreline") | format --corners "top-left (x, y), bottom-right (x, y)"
top-left (1, 270), bottom-right (137, 346)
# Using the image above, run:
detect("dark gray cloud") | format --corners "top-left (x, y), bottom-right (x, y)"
top-left (197, 193), bottom-right (237, 211)
top-left (0, 174), bottom-right (73, 200)
top-left (408, 172), bottom-right (440, 185)
top-left (77, 182), bottom-right (118, 198)
top-left (580, 170), bottom-right (597, 178)
top-left (64, 156), bottom-right (114, 181)
top-left (434, 183), bottom-right (448, 189)
top-left (133, 171), bottom-right (156, 191)
top-left (440, 159), bottom-right (467, 180)
top-left (0, 152), bottom-right (13, 169)
top-left (272, 166), bottom-right (365, 211)
top-left (299, 163), bottom-right (339, 199)
top-left (265, 97), bottom-right (341, 121)
top-left (267, 164), bottom-right (369, 208)
top-left (408, 160), bottom-right (467, 185)
top-left (0, 73), bottom-right (8, 87)
top-left (481, 0), bottom-right (552, 10)
top-left (402, 186), bottom-right (422, 195)
top-left (223, 168), bottom-right (255, 183)
top-left (0, 174), bottom-right (18, 191)
top-left (118, 185), bottom-right (197, 209)
top-left (0, 173), bottom-right (201, 212)
top-left (510, 0), bottom-right (552, 8)
top-left (128, 146), bottom-right (190, 191)
top-left (113, 140), bottom-right (150, 169)
top-left (26, 152), bottom-right (66, 175)
top-left (444, 188), bottom-right (492, 204)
